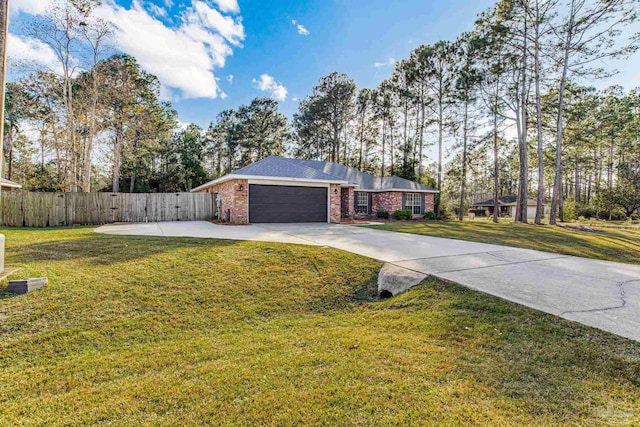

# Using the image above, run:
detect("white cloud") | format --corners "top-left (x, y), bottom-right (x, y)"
top-left (227, 74), bottom-right (234, 83)
top-left (8, 0), bottom-right (243, 100)
top-left (9, 0), bottom-right (49, 15)
top-left (92, 0), bottom-right (244, 100)
top-left (374, 58), bottom-right (396, 68)
top-left (291, 19), bottom-right (310, 36)
top-left (253, 74), bottom-right (288, 101)
top-left (211, 0), bottom-right (240, 14)
top-left (292, 96), bottom-right (299, 102)
top-left (6, 33), bottom-right (63, 73)
top-left (147, 3), bottom-right (167, 18)
top-left (189, 1), bottom-right (244, 46)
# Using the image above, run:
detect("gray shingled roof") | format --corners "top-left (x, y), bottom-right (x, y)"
top-left (230, 156), bottom-right (344, 181)
top-left (227, 156), bottom-right (437, 192)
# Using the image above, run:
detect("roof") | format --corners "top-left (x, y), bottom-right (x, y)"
top-left (473, 194), bottom-right (542, 206)
top-left (191, 156), bottom-right (439, 193)
top-left (1, 178), bottom-right (22, 189)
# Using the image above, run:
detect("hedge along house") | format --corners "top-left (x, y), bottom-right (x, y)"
top-left (191, 156), bottom-right (439, 224)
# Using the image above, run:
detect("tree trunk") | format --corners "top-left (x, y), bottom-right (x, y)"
top-left (534, 0), bottom-right (545, 225)
top-left (458, 101), bottom-right (469, 221)
top-left (517, 5), bottom-right (529, 224)
top-left (436, 98), bottom-right (444, 214)
top-left (112, 128), bottom-right (123, 193)
top-left (550, 0), bottom-right (574, 225)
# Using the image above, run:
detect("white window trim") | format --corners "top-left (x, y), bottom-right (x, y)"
top-left (405, 193), bottom-right (422, 215)
top-left (355, 192), bottom-right (369, 214)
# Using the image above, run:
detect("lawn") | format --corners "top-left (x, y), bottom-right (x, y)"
top-left (1, 227), bottom-right (639, 425)
top-left (368, 219), bottom-right (640, 264)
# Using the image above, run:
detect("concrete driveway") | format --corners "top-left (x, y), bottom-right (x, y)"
top-left (95, 221), bottom-right (640, 342)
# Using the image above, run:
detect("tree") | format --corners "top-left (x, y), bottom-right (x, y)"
top-left (98, 54), bottom-right (163, 192)
top-left (453, 32), bottom-right (483, 220)
top-left (294, 72), bottom-right (356, 163)
top-left (549, 0), bottom-right (639, 224)
top-left (3, 82), bottom-right (32, 179)
top-left (235, 97), bottom-right (289, 164)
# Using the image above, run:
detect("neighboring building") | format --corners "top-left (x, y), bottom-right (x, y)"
top-left (471, 194), bottom-right (547, 219)
top-left (191, 156), bottom-right (438, 224)
top-left (1, 178), bottom-right (22, 192)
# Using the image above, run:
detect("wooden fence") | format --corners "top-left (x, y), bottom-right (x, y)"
top-left (0, 191), bottom-right (216, 227)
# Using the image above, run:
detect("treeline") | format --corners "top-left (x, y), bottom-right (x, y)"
top-left (5, 0), bottom-right (640, 221)
top-left (288, 0), bottom-right (640, 222)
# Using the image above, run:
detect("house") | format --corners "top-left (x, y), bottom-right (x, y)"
top-left (471, 194), bottom-right (547, 219)
top-left (1, 178), bottom-right (22, 192)
top-left (191, 156), bottom-right (439, 224)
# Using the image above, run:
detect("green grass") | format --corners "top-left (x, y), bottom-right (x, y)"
top-left (1, 227), bottom-right (639, 425)
top-left (367, 219), bottom-right (640, 264)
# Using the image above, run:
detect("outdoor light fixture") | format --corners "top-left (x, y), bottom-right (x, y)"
top-left (239, 184), bottom-right (244, 191)
top-left (334, 188), bottom-right (338, 193)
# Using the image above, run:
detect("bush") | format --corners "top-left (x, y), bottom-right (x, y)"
top-left (610, 209), bottom-right (627, 221)
top-left (439, 208), bottom-right (454, 221)
top-left (376, 210), bottom-right (389, 219)
top-left (393, 210), bottom-right (413, 220)
top-left (563, 198), bottom-right (577, 222)
top-left (424, 211), bottom-right (437, 220)
top-left (577, 203), bottom-right (596, 219)
top-left (631, 212), bottom-right (640, 221)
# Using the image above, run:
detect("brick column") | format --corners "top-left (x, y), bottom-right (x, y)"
top-left (341, 187), bottom-right (355, 218)
top-left (330, 184), bottom-right (341, 224)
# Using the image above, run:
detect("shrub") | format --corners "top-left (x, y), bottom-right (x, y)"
top-left (424, 211), bottom-right (437, 220)
top-left (577, 203), bottom-right (596, 219)
top-left (393, 210), bottom-right (413, 220)
top-left (439, 208), bottom-right (454, 221)
top-left (631, 212), bottom-right (640, 221)
top-left (563, 198), bottom-right (577, 222)
top-left (376, 210), bottom-right (390, 219)
top-left (610, 209), bottom-right (627, 221)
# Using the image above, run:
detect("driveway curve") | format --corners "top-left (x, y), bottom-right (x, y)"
top-left (95, 221), bottom-right (640, 342)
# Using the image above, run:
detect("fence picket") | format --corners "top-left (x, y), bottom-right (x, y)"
top-left (0, 191), bottom-right (215, 227)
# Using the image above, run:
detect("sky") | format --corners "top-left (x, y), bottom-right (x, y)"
top-left (7, 0), bottom-right (640, 131)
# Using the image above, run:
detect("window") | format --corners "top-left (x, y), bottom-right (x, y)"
top-left (405, 193), bottom-right (422, 215)
top-left (356, 192), bottom-right (369, 214)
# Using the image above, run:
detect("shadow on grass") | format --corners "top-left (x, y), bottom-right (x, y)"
top-left (6, 233), bottom-right (245, 267)
top-left (383, 278), bottom-right (640, 416)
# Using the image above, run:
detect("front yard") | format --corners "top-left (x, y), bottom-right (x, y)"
top-left (1, 228), bottom-right (639, 425)
top-left (369, 219), bottom-right (640, 264)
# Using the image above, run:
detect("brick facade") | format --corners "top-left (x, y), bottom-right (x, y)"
top-left (199, 179), bottom-right (248, 224)
top-left (424, 193), bottom-right (435, 213)
top-left (371, 192), bottom-right (403, 215)
top-left (196, 180), bottom-right (435, 224)
top-left (369, 192), bottom-right (436, 217)
top-left (330, 184), bottom-right (341, 224)
top-left (340, 187), bottom-right (355, 218)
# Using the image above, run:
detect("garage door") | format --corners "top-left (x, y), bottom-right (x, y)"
top-left (249, 184), bottom-right (328, 223)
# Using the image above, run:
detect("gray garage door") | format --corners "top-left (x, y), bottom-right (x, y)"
top-left (249, 184), bottom-right (328, 223)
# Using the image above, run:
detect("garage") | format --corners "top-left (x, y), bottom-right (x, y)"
top-left (249, 184), bottom-right (328, 223)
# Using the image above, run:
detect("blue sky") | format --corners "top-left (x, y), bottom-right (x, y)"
top-left (7, 0), bottom-right (640, 129)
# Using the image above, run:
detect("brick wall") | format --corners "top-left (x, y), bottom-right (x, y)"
top-left (424, 193), bottom-right (435, 213)
top-left (198, 179), bottom-right (248, 224)
top-left (330, 184), bottom-right (341, 224)
top-left (372, 192), bottom-right (403, 215)
top-left (341, 187), bottom-right (355, 218)
top-left (372, 192), bottom-right (436, 216)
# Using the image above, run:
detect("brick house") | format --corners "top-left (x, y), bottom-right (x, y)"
top-left (191, 156), bottom-right (438, 224)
